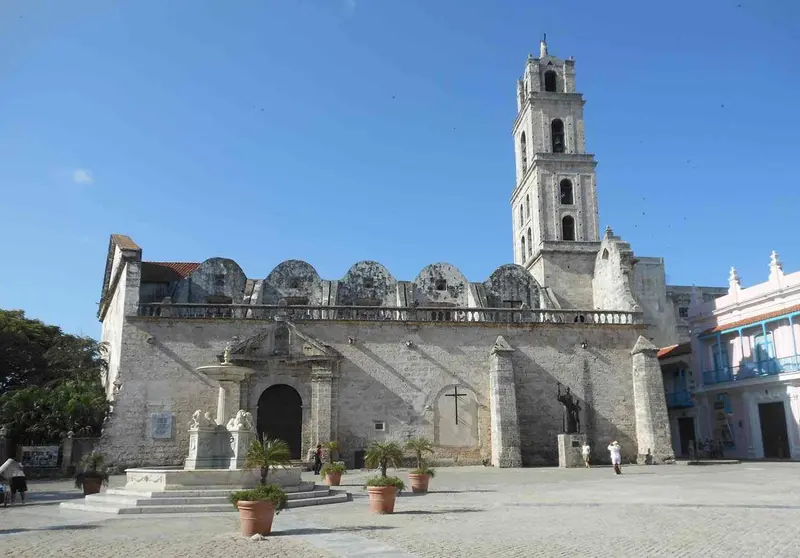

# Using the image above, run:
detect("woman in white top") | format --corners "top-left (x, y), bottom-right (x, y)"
top-left (607, 441), bottom-right (622, 475)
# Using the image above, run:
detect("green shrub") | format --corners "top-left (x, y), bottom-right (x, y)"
top-left (228, 483), bottom-right (288, 513)
top-left (320, 462), bottom-right (347, 476)
top-left (365, 475), bottom-right (405, 491)
top-left (410, 467), bottom-right (436, 478)
top-left (74, 451), bottom-right (110, 489)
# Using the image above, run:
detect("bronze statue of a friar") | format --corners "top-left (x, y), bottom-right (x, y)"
top-left (556, 382), bottom-right (581, 434)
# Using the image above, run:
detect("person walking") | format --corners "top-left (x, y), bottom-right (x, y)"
top-left (312, 444), bottom-right (323, 475)
top-left (608, 441), bottom-right (622, 475)
top-left (0, 458), bottom-right (27, 504)
top-left (581, 442), bottom-right (592, 468)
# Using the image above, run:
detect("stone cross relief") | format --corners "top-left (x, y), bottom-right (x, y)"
top-left (445, 386), bottom-right (467, 425)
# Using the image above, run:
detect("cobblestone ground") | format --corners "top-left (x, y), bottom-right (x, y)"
top-left (293, 463), bottom-right (800, 557)
top-left (3, 463), bottom-right (800, 557)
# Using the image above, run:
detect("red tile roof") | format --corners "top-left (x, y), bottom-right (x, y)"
top-left (141, 262), bottom-right (200, 283)
top-left (658, 342), bottom-right (692, 360)
top-left (701, 302), bottom-right (800, 335)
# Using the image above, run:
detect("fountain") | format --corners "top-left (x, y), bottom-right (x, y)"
top-left (60, 344), bottom-right (351, 514)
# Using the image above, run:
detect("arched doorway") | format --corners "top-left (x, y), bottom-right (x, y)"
top-left (257, 384), bottom-right (303, 459)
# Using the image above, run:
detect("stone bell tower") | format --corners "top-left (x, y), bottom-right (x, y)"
top-left (510, 36), bottom-right (601, 308)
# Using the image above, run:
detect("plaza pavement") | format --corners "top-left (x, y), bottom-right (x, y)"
top-left (2, 463), bottom-right (800, 557)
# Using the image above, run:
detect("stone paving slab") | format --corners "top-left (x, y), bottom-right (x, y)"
top-left (289, 464), bottom-right (800, 557)
top-left (4, 464), bottom-right (800, 557)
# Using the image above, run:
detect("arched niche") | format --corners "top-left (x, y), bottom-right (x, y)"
top-left (175, 257), bottom-right (247, 304)
top-left (337, 261), bottom-right (397, 306)
top-left (483, 264), bottom-right (542, 309)
top-left (412, 263), bottom-right (470, 307)
top-left (263, 260), bottom-right (323, 305)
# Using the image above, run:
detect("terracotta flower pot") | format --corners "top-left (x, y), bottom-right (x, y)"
top-left (367, 486), bottom-right (397, 514)
top-left (237, 500), bottom-right (276, 537)
top-left (408, 473), bottom-right (430, 494)
top-left (82, 477), bottom-right (103, 496)
top-left (324, 471), bottom-right (342, 486)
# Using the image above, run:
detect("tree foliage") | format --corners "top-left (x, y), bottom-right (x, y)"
top-left (0, 309), bottom-right (110, 444)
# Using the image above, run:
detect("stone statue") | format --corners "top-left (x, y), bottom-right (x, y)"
top-left (189, 410), bottom-right (216, 430)
top-left (222, 343), bottom-right (231, 365)
top-left (226, 410), bottom-right (255, 431)
top-left (556, 383), bottom-right (581, 434)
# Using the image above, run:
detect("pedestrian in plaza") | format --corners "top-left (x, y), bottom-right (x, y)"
top-left (608, 441), bottom-right (622, 475)
top-left (581, 441), bottom-right (592, 468)
top-left (312, 444), bottom-right (323, 475)
top-left (0, 458), bottom-right (27, 504)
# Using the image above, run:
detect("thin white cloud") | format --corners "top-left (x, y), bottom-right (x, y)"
top-left (73, 168), bottom-right (94, 185)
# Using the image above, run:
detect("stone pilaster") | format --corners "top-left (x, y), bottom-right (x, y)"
top-left (61, 431), bottom-right (74, 474)
top-left (630, 336), bottom-right (675, 463)
top-left (488, 336), bottom-right (523, 467)
top-left (311, 362), bottom-right (337, 450)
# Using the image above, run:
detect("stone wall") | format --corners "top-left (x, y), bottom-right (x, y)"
top-left (99, 315), bottom-right (646, 469)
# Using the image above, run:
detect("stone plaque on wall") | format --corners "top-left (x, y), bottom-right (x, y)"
top-left (435, 386), bottom-right (479, 447)
top-left (151, 412), bottom-right (173, 439)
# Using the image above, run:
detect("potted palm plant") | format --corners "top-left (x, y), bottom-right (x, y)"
top-left (405, 437), bottom-right (436, 493)
top-left (320, 462), bottom-right (347, 486)
top-left (364, 441), bottom-right (405, 514)
top-left (323, 440), bottom-right (339, 463)
top-left (232, 436), bottom-right (291, 536)
top-left (74, 451), bottom-right (110, 495)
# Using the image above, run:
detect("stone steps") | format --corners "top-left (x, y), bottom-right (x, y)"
top-left (60, 484), bottom-right (351, 515)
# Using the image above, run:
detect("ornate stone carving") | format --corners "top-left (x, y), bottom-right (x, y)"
top-left (189, 410), bottom-right (216, 430)
top-left (226, 410), bottom-right (255, 432)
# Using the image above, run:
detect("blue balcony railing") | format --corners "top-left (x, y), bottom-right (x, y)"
top-left (665, 390), bottom-right (694, 408)
top-left (702, 355), bottom-right (800, 386)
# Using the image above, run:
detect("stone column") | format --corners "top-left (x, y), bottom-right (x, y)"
top-left (0, 426), bottom-right (8, 465)
top-left (61, 431), bottom-right (74, 475)
top-left (311, 362), bottom-right (336, 448)
top-left (630, 336), bottom-right (675, 464)
top-left (488, 336), bottom-right (523, 467)
top-left (216, 381), bottom-right (243, 426)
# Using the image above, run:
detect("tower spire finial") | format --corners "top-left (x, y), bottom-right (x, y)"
top-left (540, 34), bottom-right (548, 58)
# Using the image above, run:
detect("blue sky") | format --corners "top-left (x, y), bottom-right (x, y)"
top-left (1, 0), bottom-right (799, 337)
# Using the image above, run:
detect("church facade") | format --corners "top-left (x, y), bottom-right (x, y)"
top-left (96, 40), bottom-right (716, 469)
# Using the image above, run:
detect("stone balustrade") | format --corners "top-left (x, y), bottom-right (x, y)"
top-left (137, 303), bottom-right (642, 325)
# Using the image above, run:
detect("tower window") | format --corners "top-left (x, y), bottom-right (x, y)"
top-left (519, 205), bottom-right (524, 228)
top-left (435, 279), bottom-right (447, 291)
top-left (288, 277), bottom-right (301, 289)
top-left (560, 179), bottom-right (574, 205)
top-left (520, 132), bottom-right (528, 174)
top-left (562, 215), bottom-right (576, 241)
top-left (544, 70), bottom-right (557, 92)
top-left (551, 119), bottom-right (565, 153)
top-left (527, 228), bottom-right (532, 257)
top-left (525, 194), bottom-right (530, 218)
top-left (679, 307), bottom-right (689, 318)
top-left (520, 235), bottom-right (527, 261)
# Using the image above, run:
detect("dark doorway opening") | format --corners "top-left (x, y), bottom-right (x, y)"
top-left (677, 417), bottom-right (696, 457)
top-left (257, 384), bottom-right (303, 459)
top-left (758, 401), bottom-right (790, 459)
top-left (353, 450), bottom-right (365, 470)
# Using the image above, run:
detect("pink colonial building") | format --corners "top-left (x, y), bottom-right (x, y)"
top-left (683, 251), bottom-right (800, 460)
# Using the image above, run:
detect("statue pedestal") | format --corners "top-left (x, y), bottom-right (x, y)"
top-left (557, 433), bottom-right (587, 468)
top-left (228, 427), bottom-right (256, 470)
top-left (185, 427), bottom-right (221, 470)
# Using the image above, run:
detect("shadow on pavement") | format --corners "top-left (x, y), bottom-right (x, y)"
top-left (507, 502), bottom-right (800, 511)
top-left (0, 524), bottom-right (100, 535)
top-left (393, 507), bottom-right (482, 515)
top-left (428, 489), bottom-right (497, 494)
top-left (272, 525), bottom-right (396, 536)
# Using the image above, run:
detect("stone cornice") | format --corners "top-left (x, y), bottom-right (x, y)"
top-left (512, 93), bottom-right (586, 131)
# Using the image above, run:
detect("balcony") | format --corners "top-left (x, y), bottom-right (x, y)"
top-left (665, 390), bottom-right (694, 408)
top-left (702, 355), bottom-right (800, 386)
top-left (136, 303), bottom-right (642, 326)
